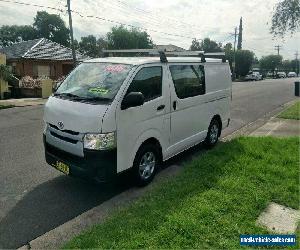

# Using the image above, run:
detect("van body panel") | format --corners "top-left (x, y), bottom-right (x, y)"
top-left (43, 57), bottom-right (232, 182)
top-left (116, 64), bottom-right (170, 173)
top-left (44, 96), bottom-right (108, 133)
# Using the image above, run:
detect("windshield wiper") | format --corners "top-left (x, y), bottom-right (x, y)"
top-left (85, 96), bottom-right (111, 102)
top-left (54, 92), bottom-right (81, 99)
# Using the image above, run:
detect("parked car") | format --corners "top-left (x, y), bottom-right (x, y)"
top-left (287, 72), bottom-right (297, 78)
top-left (276, 72), bottom-right (286, 78)
top-left (245, 72), bottom-right (263, 81)
top-left (43, 50), bottom-right (232, 186)
top-left (266, 72), bottom-right (275, 78)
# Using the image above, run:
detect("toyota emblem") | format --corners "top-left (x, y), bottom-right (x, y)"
top-left (57, 121), bottom-right (64, 130)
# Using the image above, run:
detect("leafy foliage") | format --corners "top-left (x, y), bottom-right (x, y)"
top-left (271, 0), bottom-right (300, 36)
top-left (0, 64), bottom-right (11, 81)
top-left (0, 25), bottom-right (37, 47)
top-left (235, 50), bottom-right (255, 76)
top-left (33, 11), bottom-right (70, 47)
top-left (0, 11), bottom-right (70, 47)
top-left (107, 26), bottom-right (153, 49)
top-left (78, 35), bottom-right (108, 58)
top-left (259, 55), bottom-right (283, 71)
top-left (190, 38), bottom-right (222, 52)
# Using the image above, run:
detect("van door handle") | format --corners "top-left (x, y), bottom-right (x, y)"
top-left (173, 101), bottom-right (177, 110)
top-left (157, 105), bottom-right (165, 111)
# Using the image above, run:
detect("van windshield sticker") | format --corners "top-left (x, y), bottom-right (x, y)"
top-left (105, 65), bottom-right (125, 73)
top-left (88, 87), bottom-right (109, 95)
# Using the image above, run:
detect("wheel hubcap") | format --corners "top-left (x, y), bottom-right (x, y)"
top-left (210, 124), bottom-right (219, 143)
top-left (139, 152), bottom-right (156, 180)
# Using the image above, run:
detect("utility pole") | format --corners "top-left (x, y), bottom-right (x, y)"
top-left (67, 0), bottom-right (77, 66)
top-left (295, 51), bottom-right (299, 75)
top-left (233, 27), bottom-right (238, 80)
top-left (274, 45), bottom-right (282, 56)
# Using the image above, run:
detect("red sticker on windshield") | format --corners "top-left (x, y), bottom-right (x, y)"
top-left (105, 65), bottom-right (125, 72)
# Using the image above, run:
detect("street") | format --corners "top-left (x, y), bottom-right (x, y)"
top-left (0, 78), bottom-right (297, 248)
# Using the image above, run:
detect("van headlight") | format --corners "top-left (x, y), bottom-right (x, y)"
top-left (83, 132), bottom-right (116, 150)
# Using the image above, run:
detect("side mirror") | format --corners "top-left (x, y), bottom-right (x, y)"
top-left (121, 92), bottom-right (145, 110)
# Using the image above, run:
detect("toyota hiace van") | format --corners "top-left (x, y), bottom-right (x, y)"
top-left (43, 50), bottom-right (232, 186)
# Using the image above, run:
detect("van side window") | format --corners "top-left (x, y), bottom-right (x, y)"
top-left (126, 67), bottom-right (162, 102)
top-left (169, 65), bottom-right (205, 99)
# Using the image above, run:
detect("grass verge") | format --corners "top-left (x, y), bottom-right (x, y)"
top-left (278, 101), bottom-right (300, 120)
top-left (0, 104), bottom-right (15, 110)
top-left (64, 137), bottom-right (299, 249)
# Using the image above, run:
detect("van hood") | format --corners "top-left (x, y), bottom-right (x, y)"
top-left (44, 96), bottom-right (109, 133)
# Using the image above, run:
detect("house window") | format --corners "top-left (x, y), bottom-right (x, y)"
top-left (33, 65), bottom-right (50, 77)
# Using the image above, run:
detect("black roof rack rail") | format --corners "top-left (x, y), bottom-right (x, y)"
top-left (102, 49), bottom-right (226, 63)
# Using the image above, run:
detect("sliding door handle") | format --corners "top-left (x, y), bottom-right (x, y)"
top-left (157, 105), bottom-right (165, 111)
top-left (173, 101), bottom-right (177, 110)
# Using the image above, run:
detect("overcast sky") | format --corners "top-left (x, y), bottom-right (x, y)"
top-left (0, 0), bottom-right (299, 59)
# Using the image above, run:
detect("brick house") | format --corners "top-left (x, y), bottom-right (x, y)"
top-left (0, 38), bottom-right (87, 80)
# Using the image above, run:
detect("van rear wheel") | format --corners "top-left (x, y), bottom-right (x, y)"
top-left (133, 144), bottom-right (159, 186)
top-left (205, 119), bottom-right (220, 147)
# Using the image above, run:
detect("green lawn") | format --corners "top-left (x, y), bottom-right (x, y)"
top-left (278, 101), bottom-right (300, 120)
top-left (64, 137), bottom-right (299, 249)
top-left (0, 104), bottom-right (15, 110)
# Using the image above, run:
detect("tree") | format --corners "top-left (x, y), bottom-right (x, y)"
top-left (259, 55), bottom-right (283, 73)
top-left (191, 38), bottom-right (222, 53)
top-left (78, 35), bottom-right (108, 57)
top-left (33, 11), bottom-right (70, 47)
top-left (237, 17), bottom-right (243, 50)
top-left (271, 0), bottom-right (300, 36)
top-left (235, 50), bottom-right (255, 77)
top-left (0, 65), bottom-right (11, 81)
top-left (107, 26), bottom-right (153, 49)
top-left (190, 38), bottom-right (201, 51)
top-left (0, 25), bottom-right (37, 47)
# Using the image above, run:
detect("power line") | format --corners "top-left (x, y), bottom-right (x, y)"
top-left (0, 0), bottom-right (196, 40)
top-left (0, 0), bottom-right (63, 12)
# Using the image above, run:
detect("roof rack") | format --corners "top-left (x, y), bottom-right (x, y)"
top-left (102, 49), bottom-right (226, 63)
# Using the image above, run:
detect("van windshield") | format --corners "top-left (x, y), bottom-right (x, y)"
top-left (56, 63), bottom-right (133, 102)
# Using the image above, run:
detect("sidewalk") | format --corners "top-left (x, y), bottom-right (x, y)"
top-left (251, 117), bottom-right (300, 137)
top-left (0, 98), bottom-right (47, 107)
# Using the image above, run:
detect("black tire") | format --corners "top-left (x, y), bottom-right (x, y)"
top-left (205, 119), bottom-right (221, 147)
top-left (133, 143), bottom-right (160, 186)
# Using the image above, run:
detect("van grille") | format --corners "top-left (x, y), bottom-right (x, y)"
top-left (49, 123), bottom-right (80, 135)
top-left (50, 131), bottom-right (78, 144)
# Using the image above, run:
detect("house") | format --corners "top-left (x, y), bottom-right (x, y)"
top-left (153, 44), bottom-right (186, 52)
top-left (0, 38), bottom-right (87, 80)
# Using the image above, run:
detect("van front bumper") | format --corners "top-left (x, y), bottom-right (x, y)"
top-left (43, 135), bottom-right (117, 182)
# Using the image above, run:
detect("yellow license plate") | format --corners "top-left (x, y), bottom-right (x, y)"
top-left (53, 161), bottom-right (70, 175)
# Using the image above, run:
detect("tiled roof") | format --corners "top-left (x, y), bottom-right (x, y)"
top-left (0, 38), bottom-right (87, 61)
top-left (154, 44), bottom-right (186, 52)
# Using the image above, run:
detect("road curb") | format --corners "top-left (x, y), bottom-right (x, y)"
top-left (18, 165), bottom-right (182, 249)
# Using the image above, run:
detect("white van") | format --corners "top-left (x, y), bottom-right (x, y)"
top-left (43, 50), bottom-right (232, 186)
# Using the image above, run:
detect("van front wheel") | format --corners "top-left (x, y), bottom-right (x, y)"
top-left (205, 119), bottom-right (220, 147)
top-left (133, 144), bottom-right (159, 186)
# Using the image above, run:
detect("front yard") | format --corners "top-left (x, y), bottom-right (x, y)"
top-left (65, 136), bottom-right (299, 249)
top-left (278, 101), bottom-right (300, 120)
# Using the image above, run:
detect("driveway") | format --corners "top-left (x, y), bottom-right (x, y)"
top-left (0, 77), bottom-right (297, 248)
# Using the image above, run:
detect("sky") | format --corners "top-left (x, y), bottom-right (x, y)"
top-left (0, 0), bottom-right (299, 60)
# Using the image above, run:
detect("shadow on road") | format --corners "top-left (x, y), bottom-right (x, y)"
top-left (0, 143), bottom-right (208, 249)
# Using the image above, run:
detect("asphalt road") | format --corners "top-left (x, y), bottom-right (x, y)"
top-left (0, 78), bottom-right (297, 248)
